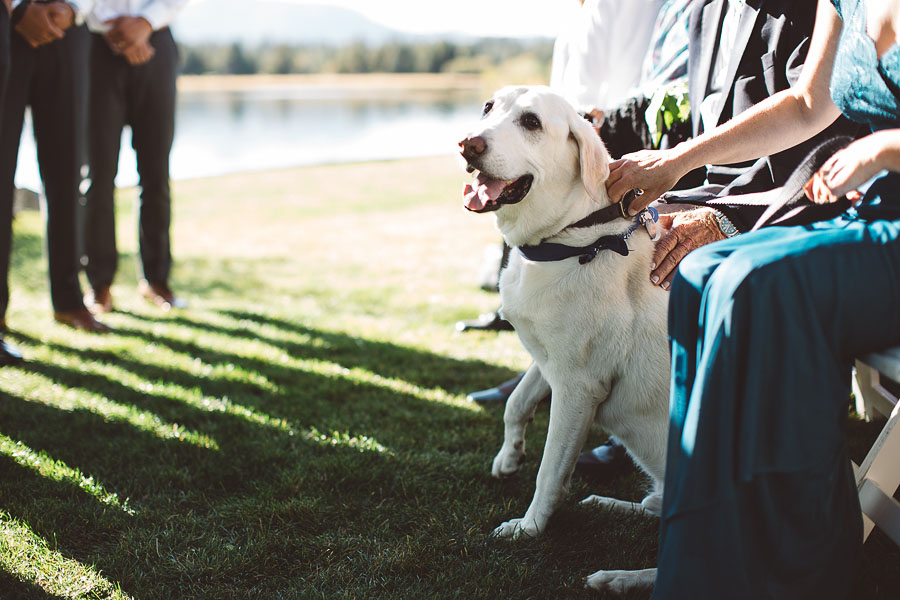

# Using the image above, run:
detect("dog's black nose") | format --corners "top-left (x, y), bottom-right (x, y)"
top-left (459, 135), bottom-right (487, 160)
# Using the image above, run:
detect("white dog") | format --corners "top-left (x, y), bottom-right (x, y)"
top-left (459, 86), bottom-right (669, 593)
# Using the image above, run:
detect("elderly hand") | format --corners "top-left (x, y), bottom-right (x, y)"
top-left (605, 148), bottom-right (686, 215)
top-left (650, 208), bottom-right (726, 290)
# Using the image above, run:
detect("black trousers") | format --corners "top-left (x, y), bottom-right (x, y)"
top-left (0, 24), bottom-right (88, 316)
top-left (0, 9), bottom-right (9, 110)
top-left (84, 28), bottom-right (177, 290)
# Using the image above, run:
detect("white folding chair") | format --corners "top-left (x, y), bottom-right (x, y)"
top-left (852, 348), bottom-right (900, 546)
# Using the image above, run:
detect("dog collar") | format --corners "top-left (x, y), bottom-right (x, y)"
top-left (568, 188), bottom-right (644, 229)
top-left (518, 207), bottom-right (658, 265)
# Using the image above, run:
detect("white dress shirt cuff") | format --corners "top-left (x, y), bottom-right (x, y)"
top-left (68, 0), bottom-right (88, 25)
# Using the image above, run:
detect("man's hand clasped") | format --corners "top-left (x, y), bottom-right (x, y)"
top-left (15, 1), bottom-right (74, 48)
top-left (104, 16), bottom-right (154, 65)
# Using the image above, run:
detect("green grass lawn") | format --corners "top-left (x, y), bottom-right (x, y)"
top-left (1, 156), bottom-right (898, 599)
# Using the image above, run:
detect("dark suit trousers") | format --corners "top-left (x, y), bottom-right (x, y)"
top-left (0, 25), bottom-right (87, 316)
top-left (85, 28), bottom-right (177, 290)
top-left (0, 10), bottom-right (10, 112)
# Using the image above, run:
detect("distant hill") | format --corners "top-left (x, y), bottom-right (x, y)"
top-left (173, 0), bottom-right (427, 46)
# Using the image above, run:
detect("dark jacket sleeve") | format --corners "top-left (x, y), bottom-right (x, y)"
top-left (682, 0), bottom-right (865, 231)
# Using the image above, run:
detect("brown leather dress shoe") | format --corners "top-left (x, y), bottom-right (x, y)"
top-left (54, 307), bottom-right (112, 333)
top-left (138, 280), bottom-right (187, 311)
top-left (85, 286), bottom-right (114, 314)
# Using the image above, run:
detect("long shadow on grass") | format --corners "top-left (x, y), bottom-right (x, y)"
top-left (12, 330), bottom-right (280, 411)
top-left (0, 319), bottom-right (656, 597)
top-left (121, 308), bottom-right (517, 396)
top-left (0, 442), bottom-right (132, 547)
top-left (15, 316), bottom-right (513, 435)
top-left (5, 332), bottom-right (501, 482)
top-left (0, 384), bottom-right (534, 599)
top-left (0, 390), bottom-right (216, 507)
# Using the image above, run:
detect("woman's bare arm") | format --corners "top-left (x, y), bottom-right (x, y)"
top-left (607, 0), bottom-right (845, 209)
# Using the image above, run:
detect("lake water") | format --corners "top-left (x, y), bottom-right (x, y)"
top-left (13, 86), bottom-right (483, 191)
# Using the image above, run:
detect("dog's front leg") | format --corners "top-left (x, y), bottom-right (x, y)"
top-left (491, 363), bottom-right (549, 479)
top-left (494, 383), bottom-right (600, 539)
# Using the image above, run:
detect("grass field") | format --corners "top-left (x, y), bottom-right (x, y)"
top-left (0, 156), bottom-right (898, 599)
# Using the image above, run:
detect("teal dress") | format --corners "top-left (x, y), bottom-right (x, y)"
top-left (652, 1), bottom-right (900, 598)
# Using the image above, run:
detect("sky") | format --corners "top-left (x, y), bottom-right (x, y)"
top-left (210, 0), bottom-right (581, 39)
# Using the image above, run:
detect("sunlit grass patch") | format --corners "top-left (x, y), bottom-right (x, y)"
top-left (0, 511), bottom-right (133, 599)
top-left (1, 369), bottom-right (218, 450)
top-left (304, 427), bottom-right (391, 455)
top-left (0, 435), bottom-right (134, 515)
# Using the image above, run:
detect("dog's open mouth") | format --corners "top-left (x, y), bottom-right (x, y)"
top-left (463, 172), bottom-right (534, 213)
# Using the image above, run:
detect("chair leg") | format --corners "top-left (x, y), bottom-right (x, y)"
top-left (857, 397), bottom-right (900, 543)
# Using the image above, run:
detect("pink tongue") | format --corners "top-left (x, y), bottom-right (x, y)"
top-left (463, 174), bottom-right (508, 211)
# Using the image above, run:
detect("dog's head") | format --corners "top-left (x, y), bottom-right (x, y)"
top-left (459, 86), bottom-right (610, 241)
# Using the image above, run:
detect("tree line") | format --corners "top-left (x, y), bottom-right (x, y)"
top-left (178, 38), bottom-right (554, 76)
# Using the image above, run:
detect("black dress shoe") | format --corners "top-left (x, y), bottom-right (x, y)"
top-left (0, 337), bottom-right (23, 366)
top-left (455, 310), bottom-right (514, 332)
top-left (467, 372), bottom-right (525, 404)
top-left (575, 437), bottom-right (636, 479)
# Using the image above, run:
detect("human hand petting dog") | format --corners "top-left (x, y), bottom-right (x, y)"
top-left (605, 148), bottom-right (686, 215)
top-left (650, 208), bottom-right (725, 290)
top-left (15, 1), bottom-right (73, 48)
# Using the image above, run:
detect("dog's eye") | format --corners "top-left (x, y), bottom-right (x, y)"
top-left (521, 112), bottom-right (541, 131)
top-left (482, 100), bottom-right (494, 117)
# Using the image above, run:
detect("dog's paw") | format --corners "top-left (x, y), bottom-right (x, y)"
top-left (491, 517), bottom-right (541, 540)
top-left (491, 444), bottom-right (525, 479)
top-left (584, 569), bottom-right (656, 594)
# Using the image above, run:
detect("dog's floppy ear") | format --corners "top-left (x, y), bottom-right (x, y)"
top-left (568, 111), bottom-right (610, 202)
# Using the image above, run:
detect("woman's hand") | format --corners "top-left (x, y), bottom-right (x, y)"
top-left (650, 208), bottom-right (726, 290)
top-left (803, 130), bottom-right (900, 204)
top-left (605, 148), bottom-right (687, 215)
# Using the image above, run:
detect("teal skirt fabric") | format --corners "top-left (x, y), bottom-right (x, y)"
top-left (652, 180), bottom-right (900, 598)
